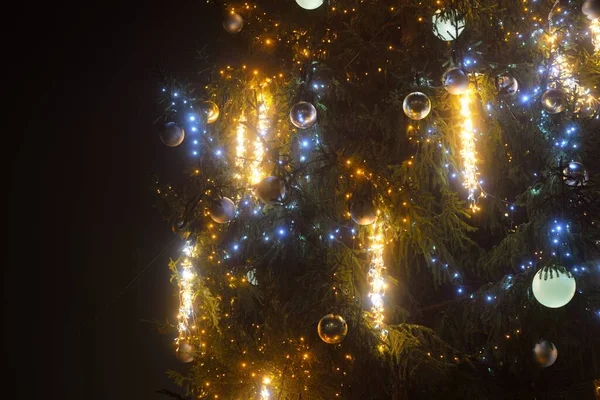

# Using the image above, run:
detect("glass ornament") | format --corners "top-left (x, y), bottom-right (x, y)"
top-left (443, 68), bottom-right (469, 95)
top-left (541, 89), bottom-right (567, 114)
top-left (531, 267), bottom-right (576, 308)
top-left (246, 269), bottom-right (258, 286)
top-left (223, 12), bottom-right (244, 34)
top-left (197, 101), bottom-right (220, 124)
top-left (496, 75), bottom-right (519, 96)
top-left (296, 0), bottom-right (323, 10)
top-left (256, 176), bottom-right (286, 204)
top-left (349, 199), bottom-right (377, 225)
top-left (576, 96), bottom-right (598, 119)
top-left (403, 92), bottom-right (432, 120)
top-left (161, 122), bottom-right (185, 147)
top-left (317, 314), bottom-right (348, 344)
top-left (582, 0), bottom-right (600, 20)
top-left (563, 162), bottom-right (589, 187)
top-left (176, 340), bottom-right (196, 363)
top-left (534, 340), bottom-right (558, 367)
top-left (209, 197), bottom-right (236, 224)
top-left (432, 9), bottom-right (466, 41)
top-left (289, 101), bottom-right (317, 129)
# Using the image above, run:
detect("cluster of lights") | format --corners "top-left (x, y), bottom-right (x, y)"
top-left (367, 221), bottom-right (387, 338)
top-left (176, 242), bottom-right (197, 343)
top-left (458, 89), bottom-right (483, 212)
top-left (591, 18), bottom-right (600, 52)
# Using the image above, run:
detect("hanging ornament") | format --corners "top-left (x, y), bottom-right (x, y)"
top-left (432, 9), bottom-right (466, 41)
top-left (256, 176), bottom-right (286, 204)
top-left (534, 340), bottom-right (558, 367)
top-left (209, 197), bottom-right (236, 223)
top-left (197, 101), bottom-right (220, 124)
top-left (443, 68), bottom-right (469, 95)
top-left (531, 267), bottom-right (576, 308)
top-left (403, 92), bottom-right (432, 120)
top-left (495, 75), bottom-right (519, 96)
top-left (349, 199), bottom-right (377, 225)
top-left (223, 12), bottom-right (244, 34)
top-left (295, 0), bottom-right (323, 10)
top-left (246, 268), bottom-right (258, 286)
top-left (161, 122), bottom-right (185, 147)
top-left (176, 340), bottom-right (196, 363)
top-left (289, 101), bottom-right (317, 129)
top-left (171, 217), bottom-right (188, 239)
top-left (563, 162), bottom-right (589, 187)
top-left (576, 96), bottom-right (599, 119)
top-left (582, 0), bottom-right (600, 20)
top-left (541, 89), bottom-right (567, 114)
top-left (317, 314), bottom-right (348, 344)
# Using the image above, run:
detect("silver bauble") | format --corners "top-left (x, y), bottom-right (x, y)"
top-left (246, 268), bottom-right (258, 286)
top-left (256, 176), bottom-right (286, 204)
top-left (223, 12), bottom-right (244, 34)
top-left (496, 75), bottom-right (519, 96)
top-left (176, 340), bottom-right (196, 363)
top-left (209, 197), bottom-right (236, 224)
top-left (317, 314), bottom-right (348, 344)
top-left (541, 89), bottom-right (567, 114)
top-left (403, 92), bottom-right (432, 120)
top-left (443, 68), bottom-right (469, 95)
top-left (197, 101), bottom-right (220, 124)
top-left (576, 96), bottom-right (599, 119)
top-left (289, 101), bottom-right (317, 129)
top-left (582, 0), bottom-right (600, 20)
top-left (432, 9), bottom-right (466, 41)
top-left (534, 340), bottom-right (558, 367)
top-left (349, 199), bottom-right (377, 225)
top-left (563, 162), bottom-right (589, 187)
top-left (296, 0), bottom-right (324, 10)
top-left (161, 122), bottom-right (185, 147)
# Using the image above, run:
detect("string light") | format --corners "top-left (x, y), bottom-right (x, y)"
top-left (250, 90), bottom-right (270, 185)
top-left (591, 18), bottom-right (600, 53)
top-left (367, 221), bottom-right (387, 338)
top-left (235, 112), bottom-right (247, 181)
top-left (176, 242), bottom-right (197, 343)
top-left (458, 88), bottom-right (482, 211)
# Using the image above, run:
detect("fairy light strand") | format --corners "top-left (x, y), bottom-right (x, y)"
top-left (367, 221), bottom-right (387, 338)
top-left (458, 88), bottom-right (481, 211)
top-left (176, 242), bottom-right (197, 343)
top-left (235, 112), bottom-right (247, 181)
top-left (591, 18), bottom-right (600, 53)
top-left (250, 91), bottom-right (269, 185)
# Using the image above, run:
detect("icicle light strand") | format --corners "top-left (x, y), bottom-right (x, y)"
top-left (176, 243), bottom-right (197, 342)
top-left (459, 88), bottom-right (481, 211)
top-left (367, 221), bottom-right (387, 337)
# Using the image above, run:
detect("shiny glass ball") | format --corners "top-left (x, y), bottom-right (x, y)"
top-left (350, 199), bottom-right (377, 225)
top-left (223, 12), bottom-right (244, 34)
top-left (197, 101), bottom-right (220, 124)
top-left (443, 68), bottom-right (469, 95)
top-left (541, 89), bottom-right (567, 114)
top-left (161, 122), bottom-right (185, 147)
top-left (534, 340), bottom-right (558, 367)
top-left (563, 162), bottom-right (589, 187)
top-left (576, 96), bottom-right (599, 119)
top-left (209, 197), bottom-right (236, 224)
top-left (496, 75), bottom-right (519, 96)
top-left (532, 267), bottom-right (576, 308)
top-left (317, 314), bottom-right (348, 344)
top-left (289, 101), bottom-right (317, 129)
top-left (256, 176), bottom-right (286, 204)
top-left (403, 92), bottom-right (432, 120)
top-left (176, 340), bottom-right (196, 363)
top-left (296, 0), bottom-right (323, 10)
top-left (432, 9), bottom-right (465, 41)
top-left (582, 0), bottom-right (600, 20)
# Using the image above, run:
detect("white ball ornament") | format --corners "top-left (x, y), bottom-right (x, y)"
top-left (534, 340), bottom-right (558, 367)
top-left (290, 101), bottom-right (317, 129)
top-left (403, 92), bottom-right (432, 120)
top-left (432, 9), bottom-right (466, 41)
top-left (443, 68), bottom-right (469, 95)
top-left (223, 12), bottom-right (244, 34)
top-left (296, 0), bottom-right (323, 10)
top-left (563, 162), bottom-right (589, 187)
top-left (349, 199), bottom-right (377, 226)
top-left (531, 268), bottom-right (576, 308)
top-left (582, 0), bottom-right (600, 20)
top-left (256, 176), bottom-right (286, 204)
top-left (496, 75), bottom-right (519, 96)
top-left (176, 340), bottom-right (196, 363)
top-left (209, 197), bottom-right (236, 224)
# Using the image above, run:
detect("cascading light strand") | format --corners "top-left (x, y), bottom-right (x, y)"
top-left (250, 91), bottom-right (269, 185)
top-left (459, 88), bottom-right (481, 211)
top-left (234, 112), bottom-right (247, 181)
top-left (367, 221), bottom-right (387, 339)
top-left (591, 18), bottom-right (600, 53)
top-left (176, 242), bottom-right (197, 342)
top-left (260, 377), bottom-right (271, 399)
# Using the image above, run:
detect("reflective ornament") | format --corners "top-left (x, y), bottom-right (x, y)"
top-left (496, 75), bottom-right (519, 96)
top-left (541, 89), bottom-right (567, 114)
top-left (209, 197), bottom-right (236, 224)
top-left (246, 269), bottom-right (258, 286)
top-left (432, 9), bottom-right (466, 41)
top-left (582, 0), bottom-right (600, 20)
top-left (289, 101), bottom-right (317, 129)
top-left (295, 0), bottom-right (323, 10)
top-left (317, 314), bottom-right (348, 344)
top-left (532, 268), bottom-right (576, 308)
top-left (563, 162), bottom-right (589, 187)
top-left (171, 217), bottom-right (188, 239)
top-left (197, 101), bottom-right (220, 124)
top-left (534, 340), bottom-right (558, 367)
top-left (161, 122), bottom-right (185, 147)
top-left (350, 199), bottom-right (377, 225)
top-left (403, 92), bottom-right (432, 120)
top-left (443, 68), bottom-right (469, 95)
top-left (576, 96), bottom-right (599, 119)
top-left (223, 12), bottom-right (244, 34)
top-left (256, 176), bottom-right (286, 204)
top-left (176, 340), bottom-right (196, 363)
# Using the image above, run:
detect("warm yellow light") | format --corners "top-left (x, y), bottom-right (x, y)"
top-left (368, 222), bottom-right (387, 337)
top-left (590, 19), bottom-right (600, 53)
top-left (459, 89), bottom-right (481, 211)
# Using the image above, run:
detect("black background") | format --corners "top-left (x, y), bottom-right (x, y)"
top-left (8, 1), bottom-right (220, 398)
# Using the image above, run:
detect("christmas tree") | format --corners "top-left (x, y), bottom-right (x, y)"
top-left (153, 0), bottom-right (600, 398)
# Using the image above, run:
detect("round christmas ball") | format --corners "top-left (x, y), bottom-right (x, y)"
top-left (496, 75), bottom-right (519, 96)
top-left (197, 100), bottom-right (220, 124)
top-left (289, 101), bottom-right (317, 129)
top-left (176, 340), bottom-right (196, 363)
top-left (317, 314), bottom-right (348, 344)
top-left (534, 340), bottom-right (558, 367)
top-left (246, 268), bottom-right (258, 286)
top-left (443, 68), bottom-right (469, 95)
top-left (256, 176), bottom-right (286, 204)
top-left (296, 0), bottom-right (323, 10)
top-left (432, 9), bottom-right (466, 41)
top-left (576, 96), bottom-right (599, 120)
top-left (403, 92), bottom-right (432, 120)
top-left (532, 267), bottom-right (576, 308)
top-left (209, 197), bottom-right (237, 224)
top-left (161, 122), bottom-right (185, 147)
top-left (541, 89), bottom-right (567, 114)
top-left (171, 217), bottom-right (189, 239)
top-left (582, 0), bottom-right (600, 20)
top-left (349, 199), bottom-right (377, 226)
top-left (563, 162), bottom-right (589, 187)
top-left (223, 12), bottom-right (244, 34)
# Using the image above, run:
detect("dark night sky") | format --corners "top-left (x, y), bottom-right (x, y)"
top-left (8, 1), bottom-right (221, 398)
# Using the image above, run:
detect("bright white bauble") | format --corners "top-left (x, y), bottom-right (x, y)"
top-left (563, 162), bottom-right (589, 187)
top-left (432, 9), bottom-right (466, 41)
top-left (349, 199), bottom-right (377, 225)
top-left (582, 0), bottom-right (600, 20)
top-left (290, 101), bottom-right (317, 129)
top-left (161, 122), bottom-right (185, 147)
top-left (443, 68), bottom-right (469, 95)
top-left (246, 268), bottom-right (258, 286)
top-left (256, 176), bottom-right (286, 204)
top-left (534, 340), bottom-right (558, 367)
top-left (403, 92), bottom-right (432, 120)
top-left (209, 197), bottom-right (236, 224)
top-left (531, 268), bottom-right (576, 308)
top-left (176, 340), bottom-right (196, 363)
top-left (496, 75), bottom-right (519, 96)
top-left (296, 0), bottom-right (323, 10)
top-left (541, 89), bottom-right (567, 114)
top-left (223, 12), bottom-right (244, 34)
